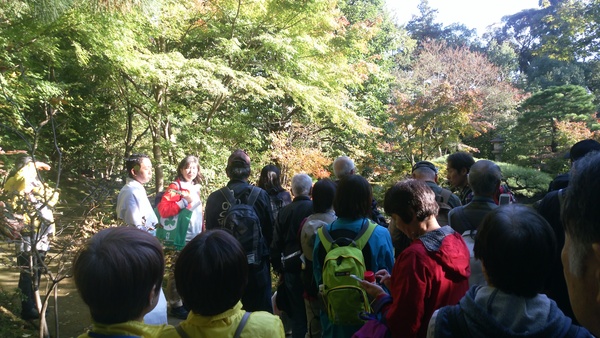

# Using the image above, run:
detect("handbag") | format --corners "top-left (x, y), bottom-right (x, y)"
top-left (352, 312), bottom-right (391, 338)
top-left (155, 204), bottom-right (198, 250)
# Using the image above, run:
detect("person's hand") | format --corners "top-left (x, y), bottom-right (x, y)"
top-left (34, 162), bottom-right (51, 171)
top-left (181, 190), bottom-right (193, 203)
top-left (375, 269), bottom-right (392, 290)
top-left (359, 279), bottom-right (386, 298)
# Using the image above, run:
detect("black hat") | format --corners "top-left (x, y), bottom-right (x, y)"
top-left (412, 161), bottom-right (438, 174)
top-left (568, 140), bottom-right (600, 162)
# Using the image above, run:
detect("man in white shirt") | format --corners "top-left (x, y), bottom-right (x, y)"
top-left (116, 153), bottom-right (167, 325)
top-left (116, 154), bottom-right (158, 232)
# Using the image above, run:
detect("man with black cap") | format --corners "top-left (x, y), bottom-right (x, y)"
top-left (205, 149), bottom-right (275, 313)
top-left (411, 161), bottom-right (461, 225)
top-left (385, 161), bottom-right (462, 257)
top-left (536, 139), bottom-right (600, 324)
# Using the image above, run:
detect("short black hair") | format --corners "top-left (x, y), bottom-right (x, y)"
top-left (447, 152), bottom-right (475, 173)
top-left (474, 204), bottom-right (556, 298)
top-left (312, 178), bottom-right (336, 213)
top-left (333, 175), bottom-right (372, 219)
top-left (175, 230), bottom-right (248, 316)
top-left (384, 179), bottom-right (438, 224)
top-left (125, 154), bottom-right (150, 178)
top-left (73, 227), bottom-right (164, 324)
top-left (226, 150), bottom-right (251, 180)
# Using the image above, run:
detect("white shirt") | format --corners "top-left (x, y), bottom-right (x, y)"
top-left (116, 178), bottom-right (158, 232)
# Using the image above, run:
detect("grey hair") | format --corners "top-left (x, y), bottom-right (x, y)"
top-left (468, 160), bottom-right (502, 197)
top-left (412, 167), bottom-right (437, 181)
top-left (333, 156), bottom-right (355, 179)
top-left (563, 151), bottom-right (600, 276)
top-left (291, 174), bottom-right (312, 197)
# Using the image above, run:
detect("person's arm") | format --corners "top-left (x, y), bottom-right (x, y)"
top-left (204, 192), bottom-right (220, 230)
top-left (257, 190), bottom-right (275, 248)
top-left (157, 182), bottom-right (187, 218)
top-left (271, 215), bottom-right (284, 273)
top-left (374, 227), bottom-right (396, 273)
top-left (119, 190), bottom-right (145, 229)
top-left (385, 249), bottom-right (430, 338)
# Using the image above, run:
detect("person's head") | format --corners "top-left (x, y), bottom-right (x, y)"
top-left (125, 154), bottom-right (152, 184)
top-left (291, 173), bottom-right (312, 197)
top-left (312, 178), bottom-right (337, 213)
top-left (257, 165), bottom-right (284, 192)
top-left (561, 152), bottom-right (600, 335)
top-left (568, 139), bottom-right (600, 164)
top-left (411, 161), bottom-right (438, 183)
top-left (467, 160), bottom-right (502, 198)
top-left (73, 227), bottom-right (164, 324)
top-left (226, 149), bottom-right (251, 180)
top-left (475, 204), bottom-right (556, 298)
top-left (13, 155), bottom-right (34, 172)
top-left (384, 179), bottom-right (438, 236)
top-left (5, 156), bottom-right (51, 194)
top-left (176, 155), bottom-right (201, 184)
top-left (333, 175), bottom-right (372, 219)
top-left (175, 230), bottom-right (248, 316)
top-left (333, 156), bottom-right (356, 179)
top-left (446, 152), bottom-right (475, 189)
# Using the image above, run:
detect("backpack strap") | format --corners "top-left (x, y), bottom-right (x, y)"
top-left (234, 311), bottom-right (251, 338)
top-left (246, 187), bottom-right (260, 208)
top-left (448, 207), bottom-right (471, 230)
top-left (353, 221), bottom-right (377, 251)
top-left (438, 188), bottom-right (451, 204)
top-left (220, 186), bottom-right (237, 206)
top-left (317, 219), bottom-right (376, 253)
top-left (220, 186), bottom-right (261, 207)
top-left (175, 324), bottom-right (190, 338)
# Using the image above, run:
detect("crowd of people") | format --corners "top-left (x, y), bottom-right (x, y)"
top-left (10, 140), bottom-right (600, 338)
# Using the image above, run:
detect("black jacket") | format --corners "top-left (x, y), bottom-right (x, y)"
top-left (205, 179), bottom-right (275, 250)
top-left (270, 195), bottom-right (313, 273)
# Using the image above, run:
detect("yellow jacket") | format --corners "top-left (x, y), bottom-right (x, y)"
top-left (160, 301), bottom-right (285, 338)
top-left (79, 320), bottom-right (173, 338)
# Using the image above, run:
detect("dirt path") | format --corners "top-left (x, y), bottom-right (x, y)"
top-left (0, 243), bottom-right (90, 338)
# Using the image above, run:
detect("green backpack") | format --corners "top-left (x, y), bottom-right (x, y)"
top-left (317, 219), bottom-right (377, 325)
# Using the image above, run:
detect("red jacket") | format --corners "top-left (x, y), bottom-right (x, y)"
top-left (377, 226), bottom-right (470, 338)
top-left (157, 180), bottom-right (186, 218)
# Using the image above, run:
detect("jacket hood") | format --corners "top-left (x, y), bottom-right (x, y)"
top-left (419, 225), bottom-right (471, 279)
top-left (460, 286), bottom-right (581, 337)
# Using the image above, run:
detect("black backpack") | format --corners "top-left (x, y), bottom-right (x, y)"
top-left (435, 188), bottom-right (453, 226)
top-left (220, 186), bottom-right (264, 266)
